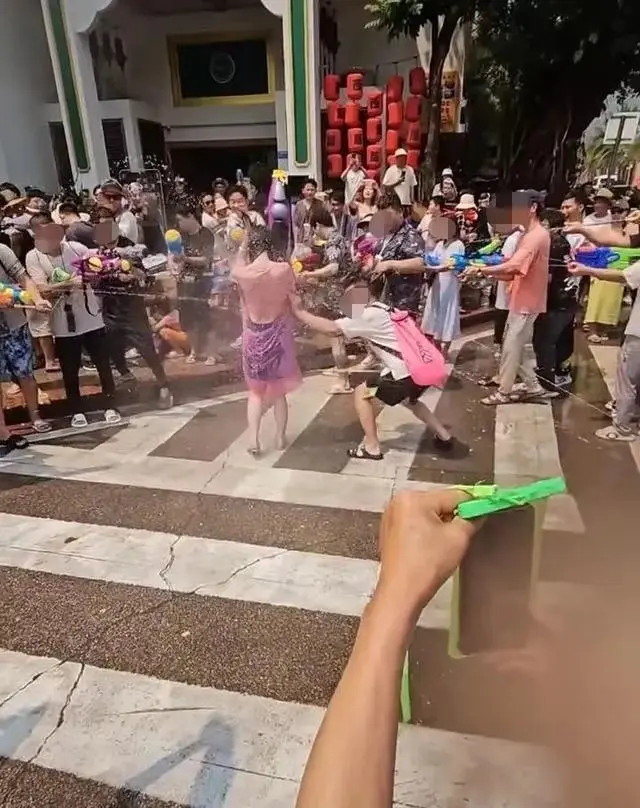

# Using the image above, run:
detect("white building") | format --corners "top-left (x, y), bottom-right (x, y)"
top-left (0, 0), bottom-right (466, 193)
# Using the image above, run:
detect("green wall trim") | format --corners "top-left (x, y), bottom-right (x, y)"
top-left (48, 0), bottom-right (90, 172)
top-left (289, 0), bottom-right (309, 166)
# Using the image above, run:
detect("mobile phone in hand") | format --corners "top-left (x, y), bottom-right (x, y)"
top-left (452, 505), bottom-right (537, 656)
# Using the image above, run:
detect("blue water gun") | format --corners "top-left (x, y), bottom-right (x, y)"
top-left (425, 251), bottom-right (504, 273)
top-left (575, 246), bottom-right (640, 270)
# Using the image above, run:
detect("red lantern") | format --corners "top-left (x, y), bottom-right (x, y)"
top-left (405, 96), bottom-right (423, 123)
top-left (405, 122), bottom-right (422, 149)
top-left (367, 90), bottom-right (383, 117)
top-left (325, 128), bottom-right (342, 154)
top-left (366, 169), bottom-right (380, 181)
top-left (346, 72), bottom-right (364, 101)
top-left (387, 101), bottom-right (404, 129)
top-left (385, 129), bottom-right (400, 155)
top-left (344, 101), bottom-right (361, 128)
top-left (326, 102), bottom-right (344, 129)
top-left (366, 144), bottom-right (382, 171)
top-left (323, 74), bottom-right (340, 102)
top-left (409, 67), bottom-right (427, 96)
top-left (366, 116), bottom-right (382, 144)
top-left (347, 128), bottom-right (364, 153)
top-left (407, 150), bottom-right (420, 170)
top-left (386, 75), bottom-right (404, 103)
top-left (326, 153), bottom-right (343, 179)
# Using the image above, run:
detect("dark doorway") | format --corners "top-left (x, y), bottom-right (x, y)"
top-left (169, 141), bottom-right (276, 193)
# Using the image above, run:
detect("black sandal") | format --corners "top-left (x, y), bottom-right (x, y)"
top-left (347, 445), bottom-right (384, 461)
top-left (0, 435), bottom-right (29, 452)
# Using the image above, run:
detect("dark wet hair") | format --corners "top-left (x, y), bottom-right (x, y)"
top-left (227, 184), bottom-right (248, 201)
top-left (377, 191), bottom-right (403, 214)
top-left (0, 182), bottom-right (21, 197)
top-left (30, 212), bottom-right (54, 227)
top-left (304, 178), bottom-right (318, 189)
top-left (247, 226), bottom-right (276, 263)
top-left (175, 203), bottom-right (198, 220)
top-left (58, 201), bottom-right (80, 216)
top-left (543, 208), bottom-right (565, 230)
top-left (564, 190), bottom-right (587, 208)
top-left (309, 203), bottom-right (333, 229)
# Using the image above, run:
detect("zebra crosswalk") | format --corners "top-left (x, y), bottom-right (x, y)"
top-left (0, 334), bottom-right (635, 807)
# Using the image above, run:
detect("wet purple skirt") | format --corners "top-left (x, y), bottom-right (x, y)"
top-left (242, 314), bottom-right (302, 399)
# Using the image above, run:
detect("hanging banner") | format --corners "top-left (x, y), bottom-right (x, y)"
top-left (440, 70), bottom-right (460, 133)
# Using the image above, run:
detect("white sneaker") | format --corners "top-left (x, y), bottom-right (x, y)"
top-left (71, 413), bottom-right (88, 428)
top-left (125, 348), bottom-right (140, 360)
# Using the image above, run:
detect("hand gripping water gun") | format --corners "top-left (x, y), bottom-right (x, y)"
top-left (574, 246), bottom-right (640, 270)
top-left (71, 250), bottom-right (132, 281)
top-left (290, 246), bottom-right (321, 274)
top-left (425, 251), bottom-right (504, 273)
top-left (0, 282), bottom-right (33, 307)
top-left (165, 229), bottom-right (184, 257)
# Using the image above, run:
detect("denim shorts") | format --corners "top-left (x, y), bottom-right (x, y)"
top-left (0, 323), bottom-right (35, 382)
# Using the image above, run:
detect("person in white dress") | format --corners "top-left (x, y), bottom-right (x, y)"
top-left (422, 216), bottom-right (465, 356)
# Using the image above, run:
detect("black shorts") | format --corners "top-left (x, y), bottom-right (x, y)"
top-left (366, 374), bottom-right (426, 406)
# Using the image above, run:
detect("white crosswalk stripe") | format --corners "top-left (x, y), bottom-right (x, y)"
top-left (4, 332), bottom-right (616, 806)
top-left (0, 651), bottom-right (557, 808)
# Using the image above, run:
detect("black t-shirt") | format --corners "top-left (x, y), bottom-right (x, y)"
top-left (66, 221), bottom-right (97, 249)
top-left (181, 226), bottom-right (215, 283)
top-left (546, 232), bottom-right (577, 311)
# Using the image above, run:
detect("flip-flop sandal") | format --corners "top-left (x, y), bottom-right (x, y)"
top-left (32, 420), bottom-right (52, 433)
top-left (1, 435), bottom-right (29, 451)
top-left (481, 391), bottom-right (512, 406)
top-left (478, 376), bottom-right (500, 388)
top-left (247, 446), bottom-right (262, 458)
top-left (588, 334), bottom-right (609, 344)
top-left (347, 445), bottom-right (384, 461)
top-left (329, 384), bottom-right (354, 394)
top-left (595, 426), bottom-right (636, 443)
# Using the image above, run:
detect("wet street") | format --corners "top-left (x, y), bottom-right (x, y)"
top-left (0, 329), bottom-right (637, 807)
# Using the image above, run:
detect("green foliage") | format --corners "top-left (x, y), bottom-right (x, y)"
top-left (365, 0), bottom-right (475, 36)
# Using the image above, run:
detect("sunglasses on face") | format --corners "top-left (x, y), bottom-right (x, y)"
top-left (203, 199), bottom-right (214, 205)
top-left (102, 193), bottom-right (122, 202)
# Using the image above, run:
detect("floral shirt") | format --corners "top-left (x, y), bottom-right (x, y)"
top-left (303, 232), bottom-right (357, 319)
top-left (377, 223), bottom-right (426, 314)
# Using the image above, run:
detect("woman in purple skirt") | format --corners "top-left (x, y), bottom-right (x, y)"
top-left (232, 227), bottom-right (302, 456)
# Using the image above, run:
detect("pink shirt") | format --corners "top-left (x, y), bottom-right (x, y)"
top-left (506, 223), bottom-right (550, 315)
top-left (232, 255), bottom-right (297, 323)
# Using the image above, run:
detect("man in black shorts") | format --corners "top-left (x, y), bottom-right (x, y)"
top-left (292, 274), bottom-right (453, 460)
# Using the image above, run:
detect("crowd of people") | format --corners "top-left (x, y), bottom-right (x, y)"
top-left (1, 160), bottom-right (639, 455)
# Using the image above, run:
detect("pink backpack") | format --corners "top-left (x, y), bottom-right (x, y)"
top-left (389, 309), bottom-right (447, 387)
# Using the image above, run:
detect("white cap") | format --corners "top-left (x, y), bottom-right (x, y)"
top-left (394, 148), bottom-right (408, 157)
top-left (442, 168), bottom-right (453, 178)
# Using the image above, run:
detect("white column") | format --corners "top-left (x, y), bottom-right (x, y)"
top-left (41, 0), bottom-right (110, 190)
top-left (263, 0), bottom-right (322, 181)
top-left (122, 105), bottom-right (144, 172)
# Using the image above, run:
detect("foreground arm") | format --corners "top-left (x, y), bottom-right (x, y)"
top-left (565, 223), bottom-right (630, 248)
top-left (293, 304), bottom-right (342, 336)
top-left (570, 264), bottom-right (632, 285)
top-left (296, 490), bottom-right (475, 808)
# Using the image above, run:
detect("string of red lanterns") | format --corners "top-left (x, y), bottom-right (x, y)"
top-left (322, 66), bottom-right (426, 179)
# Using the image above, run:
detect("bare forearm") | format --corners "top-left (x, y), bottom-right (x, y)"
top-left (581, 226), bottom-right (629, 248)
top-left (312, 263), bottom-right (339, 279)
top-left (390, 258), bottom-right (425, 274)
top-left (22, 276), bottom-right (45, 303)
top-left (296, 592), bottom-right (419, 808)
top-left (579, 267), bottom-right (627, 284)
top-left (295, 308), bottom-right (342, 336)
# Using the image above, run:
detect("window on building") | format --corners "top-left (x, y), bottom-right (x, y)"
top-left (169, 37), bottom-right (272, 105)
top-left (138, 119), bottom-right (167, 168)
top-left (102, 119), bottom-right (128, 175)
top-left (48, 122), bottom-right (73, 188)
